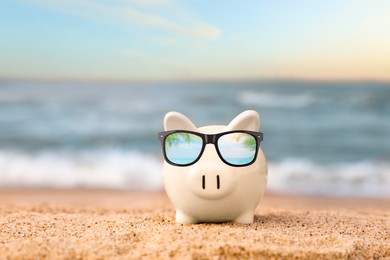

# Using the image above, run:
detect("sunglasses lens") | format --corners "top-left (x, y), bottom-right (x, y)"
top-left (218, 133), bottom-right (257, 165)
top-left (165, 132), bottom-right (203, 165)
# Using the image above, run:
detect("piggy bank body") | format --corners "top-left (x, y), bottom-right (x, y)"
top-left (161, 110), bottom-right (268, 224)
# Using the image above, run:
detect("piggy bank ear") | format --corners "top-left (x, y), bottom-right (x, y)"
top-left (226, 110), bottom-right (260, 131)
top-left (164, 111), bottom-right (197, 131)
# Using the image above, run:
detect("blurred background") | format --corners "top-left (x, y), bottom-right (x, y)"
top-left (0, 1), bottom-right (389, 197)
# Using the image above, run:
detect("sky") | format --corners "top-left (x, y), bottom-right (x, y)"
top-left (0, 0), bottom-right (389, 82)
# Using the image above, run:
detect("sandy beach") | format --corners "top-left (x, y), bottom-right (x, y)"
top-left (0, 190), bottom-right (389, 259)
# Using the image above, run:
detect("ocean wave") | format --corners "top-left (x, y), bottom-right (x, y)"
top-left (1, 151), bottom-right (389, 198)
top-left (0, 150), bottom-right (163, 190)
top-left (268, 159), bottom-right (390, 198)
top-left (238, 92), bottom-right (315, 108)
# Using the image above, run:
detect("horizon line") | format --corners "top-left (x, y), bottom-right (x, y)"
top-left (1, 76), bottom-right (390, 85)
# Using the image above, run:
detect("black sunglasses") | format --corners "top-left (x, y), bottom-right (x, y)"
top-left (158, 130), bottom-right (263, 167)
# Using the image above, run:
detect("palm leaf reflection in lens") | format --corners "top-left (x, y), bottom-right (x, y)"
top-left (165, 132), bottom-right (192, 147)
top-left (243, 135), bottom-right (256, 151)
top-left (231, 133), bottom-right (256, 151)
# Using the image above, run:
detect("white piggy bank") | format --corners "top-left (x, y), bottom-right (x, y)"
top-left (158, 110), bottom-right (268, 224)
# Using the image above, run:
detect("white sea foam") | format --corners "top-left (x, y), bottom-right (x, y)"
top-left (238, 91), bottom-right (315, 108)
top-left (268, 159), bottom-right (390, 198)
top-left (0, 150), bottom-right (163, 191)
top-left (1, 151), bottom-right (389, 198)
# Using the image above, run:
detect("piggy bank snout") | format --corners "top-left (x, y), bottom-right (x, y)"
top-left (186, 165), bottom-right (237, 200)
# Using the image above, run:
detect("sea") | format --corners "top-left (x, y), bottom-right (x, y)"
top-left (0, 80), bottom-right (389, 197)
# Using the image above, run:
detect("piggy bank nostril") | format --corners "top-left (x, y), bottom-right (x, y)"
top-left (202, 175), bottom-right (206, 189)
top-left (217, 175), bottom-right (220, 189)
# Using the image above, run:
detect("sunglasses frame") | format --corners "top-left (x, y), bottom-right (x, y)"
top-left (158, 130), bottom-right (263, 167)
